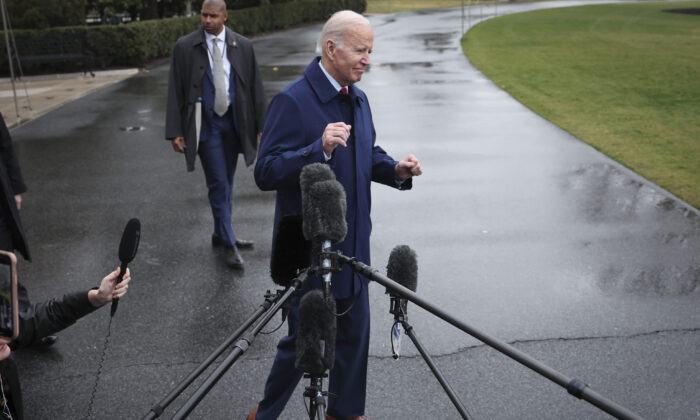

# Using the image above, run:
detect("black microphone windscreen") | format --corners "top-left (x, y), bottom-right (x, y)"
top-left (270, 214), bottom-right (311, 287)
top-left (295, 289), bottom-right (336, 375)
top-left (302, 180), bottom-right (347, 244)
top-left (300, 163), bottom-right (335, 198)
top-left (387, 245), bottom-right (418, 292)
top-left (118, 218), bottom-right (141, 264)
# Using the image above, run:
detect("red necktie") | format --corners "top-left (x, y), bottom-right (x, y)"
top-left (339, 87), bottom-right (348, 94)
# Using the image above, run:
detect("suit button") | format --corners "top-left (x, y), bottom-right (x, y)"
top-left (303, 150), bottom-right (309, 156)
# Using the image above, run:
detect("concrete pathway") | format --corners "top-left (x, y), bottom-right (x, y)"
top-left (1, 69), bottom-right (138, 129)
top-left (6, 2), bottom-right (699, 419)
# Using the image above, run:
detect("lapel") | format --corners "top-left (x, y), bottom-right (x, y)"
top-left (193, 28), bottom-right (214, 85)
top-left (225, 27), bottom-right (246, 87)
top-left (306, 57), bottom-right (339, 105)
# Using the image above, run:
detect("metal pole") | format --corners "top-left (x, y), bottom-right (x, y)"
top-left (337, 254), bottom-right (646, 420)
top-left (0, 0), bottom-right (20, 124)
top-left (468, 0), bottom-right (471, 30)
top-left (170, 273), bottom-right (307, 419)
top-left (142, 296), bottom-right (275, 419)
top-left (402, 321), bottom-right (471, 419)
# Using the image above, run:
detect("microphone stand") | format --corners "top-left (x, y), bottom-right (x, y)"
top-left (390, 297), bottom-right (471, 420)
top-left (337, 253), bottom-right (645, 420)
top-left (320, 240), bottom-right (333, 299)
top-left (303, 372), bottom-right (328, 420)
top-left (170, 271), bottom-right (309, 419)
top-left (143, 272), bottom-right (308, 419)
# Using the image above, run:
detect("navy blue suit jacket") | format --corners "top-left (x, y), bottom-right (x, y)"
top-left (255, 58), bottom-right (411, 299)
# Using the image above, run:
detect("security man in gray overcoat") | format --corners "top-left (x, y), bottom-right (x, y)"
top-left (165, 0), bottom-right (266, 268)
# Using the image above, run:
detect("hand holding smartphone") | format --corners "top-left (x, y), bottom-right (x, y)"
top-left (0, 251), bottom-right (19, 342)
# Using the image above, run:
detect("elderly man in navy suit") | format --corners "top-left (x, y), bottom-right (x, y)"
top-left (250, 10), bottom-right (422, 420)
top-left (165, 0), bottom-right (266, 269)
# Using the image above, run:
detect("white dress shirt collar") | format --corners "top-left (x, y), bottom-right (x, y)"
top-left (318, 59), bottom-right (347, 93)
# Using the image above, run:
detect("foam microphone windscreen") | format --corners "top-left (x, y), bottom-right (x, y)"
top-left (386, 245), bottom-right (418, 293)
top-left (295, 289), bottom-right (337, 375)
top-left (300, 163), bottom-right (335, 198)
top-left (302, 179), bottom-right (347, 244)
top-left (112, 218), bottom-right (140, 316)
top-left (119, 218), bottom-right (141, 265)
top-left (270, 214), bottom-right (311, 287)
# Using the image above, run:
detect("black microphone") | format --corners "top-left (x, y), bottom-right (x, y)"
top-left (295, 289), bottom-right (336, 376)
top-left (299, 163), bottom-right (347, 297)
top-left (386, 245), bottom-right (418, 359)
top-left (111, 218), bottom-right (141, 317)
top-left (270, 214), bottom-right (312, 288)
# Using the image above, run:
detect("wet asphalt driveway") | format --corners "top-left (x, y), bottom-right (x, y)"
top-left (8, 2), bottom-right (699, 419)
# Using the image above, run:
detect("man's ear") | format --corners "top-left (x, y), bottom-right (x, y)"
top-left (325, 39), bottom-right (336, 60)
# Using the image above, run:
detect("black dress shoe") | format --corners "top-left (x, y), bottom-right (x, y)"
top-left (225, 246), bottom-right (244, 269)
top-left (36, 335), bottom-right (58, 347)
top-left (212, 234), bottom-right (254, 250)
top-left (235, 239), bottom-right (254, 249)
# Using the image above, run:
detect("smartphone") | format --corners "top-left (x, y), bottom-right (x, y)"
top-left (0, 251), bottom-right (19, 341)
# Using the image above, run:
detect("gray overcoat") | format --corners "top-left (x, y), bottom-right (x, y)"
top-left (165, 26), bottom-right (267, 172)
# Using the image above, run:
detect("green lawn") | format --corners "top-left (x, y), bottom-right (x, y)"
top-left (462, 2), bottom-right (700, 209)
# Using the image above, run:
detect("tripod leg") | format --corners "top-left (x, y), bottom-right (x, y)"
top-left (402, 321), bottom-right (472, 420)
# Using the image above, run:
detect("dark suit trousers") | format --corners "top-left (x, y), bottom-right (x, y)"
top-left (197, 108), bottom-right (240, 247)
top-left (256, 284), bottom-right (370, 419)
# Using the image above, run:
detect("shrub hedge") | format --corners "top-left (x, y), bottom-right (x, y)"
top-left (0, 0), bottom-right (366, 75)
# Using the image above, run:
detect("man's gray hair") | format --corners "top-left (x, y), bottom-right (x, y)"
top-left (203, 0), bottom-right (227, 11)
top-left (316, 10), bottom-right (370, 54)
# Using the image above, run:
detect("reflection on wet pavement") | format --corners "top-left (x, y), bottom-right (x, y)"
top-left (560, 162), bottom-right (698, 295)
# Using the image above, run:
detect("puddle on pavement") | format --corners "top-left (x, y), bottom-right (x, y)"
top-left (410, 31), bottom-right (459, 53)
top-left (378, 61), bottom-right (433, 71)
top-left (260, 65), bottom-right (307, 82)
top-left (598, 264), bottom-right (699, 296)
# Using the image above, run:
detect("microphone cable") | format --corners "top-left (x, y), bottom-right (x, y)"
top-left (324, 278), bottom-right (365, 319)
top-left (86, 314), bottom-right (115, 420)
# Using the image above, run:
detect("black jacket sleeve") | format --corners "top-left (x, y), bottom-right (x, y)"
top-left (0, 113), bottom-right (27, 195)
top-left (10, 290), bottom-right (98, 350)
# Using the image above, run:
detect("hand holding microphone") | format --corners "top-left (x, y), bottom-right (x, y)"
top-left (88, 267), bottom-right (131, 307)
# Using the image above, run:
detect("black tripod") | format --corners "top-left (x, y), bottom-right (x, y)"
top-left (303, 372), bottom-right (328, 420)
top-left (339, 252), bottom-right (645, 420)
top-left (390, 296), bottom-right (472, 419)
top-left (143, 271), bottom-right (309, 419)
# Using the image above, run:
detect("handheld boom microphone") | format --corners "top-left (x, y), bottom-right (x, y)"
top-left (270, 214), bottom-right (311, 288)
top-left (111, 218), bottom-right (140, 317)
top-left (295, 289), bottom-right (336, 376)
top-left (386, 245), bottom-right (418, 359)
top-left (299, 163), bottom-right (347, 297)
